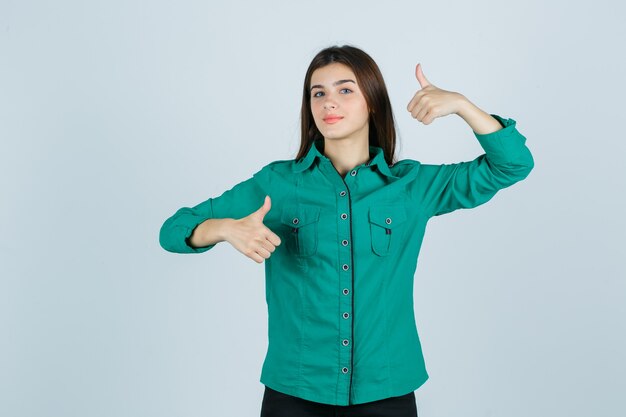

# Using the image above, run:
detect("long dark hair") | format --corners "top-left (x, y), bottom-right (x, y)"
top-left (296, 44), bottom-right (398, 165)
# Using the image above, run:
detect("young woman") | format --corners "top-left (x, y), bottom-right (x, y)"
top-left (159, 44), bottom-right (534, 417)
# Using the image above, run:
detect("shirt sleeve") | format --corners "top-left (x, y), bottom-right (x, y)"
top-left (159, 166), bottom-right (270, 254)
top-left (412, 114), bottom-right (535, 218)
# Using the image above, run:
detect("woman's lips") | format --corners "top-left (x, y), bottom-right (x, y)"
top-left (324, 117), bottom-right (343, 124)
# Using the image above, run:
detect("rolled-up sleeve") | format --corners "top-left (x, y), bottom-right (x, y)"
top-left (413, 114), bottom-right (534, 218)
top-left (159, 166), bottom-right (270, 254)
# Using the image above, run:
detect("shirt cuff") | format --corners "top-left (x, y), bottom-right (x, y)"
top-left (181, 222), bottom-right (216, 254)
top-left (160, 210), bottom-right (216, 254)
top-left (473, 114), bottom-right (531, 167)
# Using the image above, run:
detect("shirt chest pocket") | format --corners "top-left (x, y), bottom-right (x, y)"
top-left (280, 204), bottom-right (321, 257)
top-left (368, 205), bottom-right (408, 257)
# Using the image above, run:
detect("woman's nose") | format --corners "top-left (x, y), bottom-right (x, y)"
top-left (323, 100), bottom-right (337, 110)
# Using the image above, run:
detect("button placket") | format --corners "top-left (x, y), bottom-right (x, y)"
top-left (319, 151), bottom-right (360, 397)
top-left (337, 187), bottom-right (353, 389)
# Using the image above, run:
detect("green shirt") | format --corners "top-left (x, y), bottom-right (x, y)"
top-left (159, 113), bottom-right (534, 406)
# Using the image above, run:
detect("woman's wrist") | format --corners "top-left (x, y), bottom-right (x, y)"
top-left (456, 96), bottom-right (503, 135)
top-left (218, 218), bottom-right (235, 243)
top-left (190, 218), bottom-right (233, 248)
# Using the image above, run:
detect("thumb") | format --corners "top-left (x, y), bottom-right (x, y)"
top-left (254, 195), bottom-right (272, 221)
top-left (415, 63), bottom-right (431, 88)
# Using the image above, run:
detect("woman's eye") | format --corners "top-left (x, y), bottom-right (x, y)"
top-left (312, 89), bottom-right (352, 98)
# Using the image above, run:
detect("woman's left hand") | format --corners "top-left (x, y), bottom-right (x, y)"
top-left (406, 63), bottom-right (467, 125)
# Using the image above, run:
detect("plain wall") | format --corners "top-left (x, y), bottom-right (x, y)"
top-left (1, 1), bottom-right (624, 416)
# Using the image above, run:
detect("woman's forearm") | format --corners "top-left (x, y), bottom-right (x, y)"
top-left (188, 218), bottom-right (234, 248)
top-left (456, 96), bottom-right (504, 135)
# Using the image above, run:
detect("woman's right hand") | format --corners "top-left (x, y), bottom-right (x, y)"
top-left (225, 195), bottom-right (282, 263)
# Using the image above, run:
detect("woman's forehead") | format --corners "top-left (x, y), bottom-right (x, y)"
top-left (311, 63), bottom-right (356, 85)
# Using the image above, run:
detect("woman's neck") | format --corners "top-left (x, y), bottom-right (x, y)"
top-left (322, 137), bottom-right (370, 177)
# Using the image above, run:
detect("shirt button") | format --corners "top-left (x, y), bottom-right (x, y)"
top-left (350, 169), bottom-right (357, 176)
top-left (340, 190), bottom-right (347, 197)
top-left (343, 312), bottom-right (350, 319)
top-left (342, 339), bottom-right (350, 346)
top-left (343, 288), bottom-right (350, 295)
top-left (342, 367), bottom-right (349, 374)
top-left (342, 264), bottom-right (349, 271)
top-left (340, 213), bottom-right (348, 220)
top-left (292, 218), bottom-right (299, 225)
top-left (385, 217), bottom-right (392, 225)
top-left (341, 239), bottom-right (348, 246)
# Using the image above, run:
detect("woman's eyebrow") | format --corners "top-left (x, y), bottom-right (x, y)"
top-left (310, 79), bottom-right (356, 92)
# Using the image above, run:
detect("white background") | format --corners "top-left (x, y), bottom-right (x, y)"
top-left (1, 1), bottom-right (624, 416)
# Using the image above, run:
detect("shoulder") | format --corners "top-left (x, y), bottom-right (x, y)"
top-left (390, 158), bottom-right (422, 176)
top-left (395, 157), bottom-right (466, 171)
top-left (251, 158), bottom-right (295, 187)
top-left (390, 158), bottom-right (452, 183)
top-left (253, 159), bottom-right (293, 177)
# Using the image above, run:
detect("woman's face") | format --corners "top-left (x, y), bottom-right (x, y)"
top-left (309, 63), bottom-right (370, 143)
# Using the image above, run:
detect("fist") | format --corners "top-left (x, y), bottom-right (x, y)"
top-left (406, 63), bottom-right (465, 125)
top-left (227, 195), bottom-right (282, 263)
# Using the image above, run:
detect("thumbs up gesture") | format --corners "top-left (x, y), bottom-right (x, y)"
top-left (406, 63), bottom-right (466, 125)
top-left (226, 195), bottom-right (282, 263)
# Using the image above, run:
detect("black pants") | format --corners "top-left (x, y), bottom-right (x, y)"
top-left (260, 386), bottom-right (418, 417)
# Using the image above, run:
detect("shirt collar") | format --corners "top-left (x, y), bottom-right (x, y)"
top-left (293, 138), bottom-right (394, 177)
